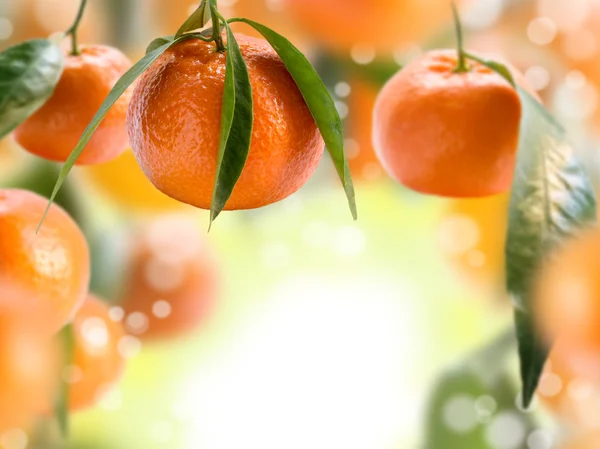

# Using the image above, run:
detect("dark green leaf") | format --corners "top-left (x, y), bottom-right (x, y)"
top-left (0, 39), bottom-right (64, 138)
top-left (175, 0), bottom-right (211, 38)
top-left (40, 37), bottom-right (187, 231)
top-left (230, 18), bottom-right (357, 220)
top-left (210, 24), bottom-right (253, 224)
top-left (424, 331), bottom-right (538, 449)
top-left (146, 35), bottom-right (174, 54)
top-left (506, 87), bottom-right (597, 407)
top-left (55, 324), bottom-right (75, 437)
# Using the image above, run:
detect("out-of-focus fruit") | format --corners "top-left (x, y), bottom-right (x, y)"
top-left (121, 215), bottom-right (219, 340)
top-left (0, 285), bottom-right (59, 432)
top-left (81, 149), bottom-right (185, 213)
top-left (283, 0), bottom-right (467, 53)
top-left (346, 78), bottom-right (386, 182)
top-left (68, 295), bottom-right (126, 411)
top-left (437, 194), bottom-right (509, 293)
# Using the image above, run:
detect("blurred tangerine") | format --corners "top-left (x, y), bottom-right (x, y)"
top-left (561, 432), bottom-right (600, 449)
top-left (534, 228), bottom-right (600, 351)
top-left (68, 294), bottom-right (126, 411)
top-left (283, 0), bottom-right (468, 54)
top-left (0, 285), bottom-right (59, 432)
top-left (539, 338), bottom-right (600, 431)
top-left (7, 0), bottom-right (103, 45)
top-left (80, 149), bottom-right (185, 213)
top-left (346, 77), bottom-right (386, 182)
top-left (120, 215), bottom-right (219, 340)
top-left (437, 194), bottom-right (509, 294)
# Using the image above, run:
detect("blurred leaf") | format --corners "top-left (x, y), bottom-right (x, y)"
top-left (175, 0), bottom-right (211, 38)
top-left (424, 331), bottom-right (537, 449)
top-left (231, 18), bottom-right (357, 220)
top-left (314, 50), bottom-right (401, 88)
top-left (505, 87), bottom-right (597, 407)
top-left (41, 36), bottom-right (191, 229)
top-left (55, 324), bottom-right (75, 437)
top-left (0, 39), bottom-right (64, 138)
top-left (210, 24), bottom-right (253, 224)
top-left (465, 52), bottom-right (515, 88)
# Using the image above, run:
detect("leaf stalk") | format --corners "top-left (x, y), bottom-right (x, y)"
top-left (65, 0), bottom-right (88, 56)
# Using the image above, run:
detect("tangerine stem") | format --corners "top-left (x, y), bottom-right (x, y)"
top-left (451, 2), bottom-right (469, 73)
top-left (65, 0), bottom-right (88, 55)
top-left (209, 0), bottom-right (226, 52)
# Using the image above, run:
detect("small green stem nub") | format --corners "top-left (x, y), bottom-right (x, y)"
top-left (209, 0), bottom-right (226, 52)
top-left (65, 0), bottom-right (88, 56)
top-left (451, 2), bottom-right (469, 73)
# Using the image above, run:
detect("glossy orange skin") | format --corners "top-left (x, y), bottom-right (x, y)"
top-left (81, 149), bottom-right (185, 213)
top-left (373, 50), bottom-right (522, 198)
top-left (284, 0), bottom-right (467, 53)
top-left (69, 295), bottom-right (126, 411)
top-left (439, 193), bottom-right (509, 293)
top-left (127, 35), bottom-right (324, 210)
top-left (0, 289), bottom-right (58, 432)
top-left (346, 78), bottom-right (386, 182)
top-left (14, 46), bottom-right (132, 165)
top-left (120, 216), bottom-right (219, 340)
top-left (0, 189), bottom-right (90, 332)
top-left (534, 228), bottom-right (600, 352)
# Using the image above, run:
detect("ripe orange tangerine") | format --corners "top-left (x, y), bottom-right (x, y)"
top-left (0, 189), bottom-right (90, 331)
top-left (127, 35), bottom-right (324, 211)
top-left (68, 295), bottom-right (126, 411)
top-left (120, 215), bottom-right (219, 340)
top-left (14, 45), bottom-right (132, 165)
top-left (373, 49), bottom-right (524, 198)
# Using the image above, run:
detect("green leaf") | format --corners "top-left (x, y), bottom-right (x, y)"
top-left (229, 18), bottom-right (357, 220)
top-left (54, 324), bottom-right (75, 437)
top-left (424, 331), bottom-right (538, 449)
top-left (505, 87), bottom-right (597, 407)
top-left (210, 24), bottom-right (253, 224)
top-left (146, 35), bottom-right (174, 54)
top-left (0, 39), bottom-right (64, 138)
top-left (40, 37), bottom-right (187, 231)
top-left (175, 0), bottom-right (211, 38)
top-left (464, 52), bottom-right (515, 88)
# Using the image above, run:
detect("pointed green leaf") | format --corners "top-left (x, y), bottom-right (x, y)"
top-left (55, 324), bottom-right (75, 437)
top-left (465, 52), bottom-right (516, 88)
top-left (506, 87), bottom-right (597, 407)
top-left (0, 39), bottom-right (64, 138)
top-left (229, 18), bottom-right (357, 220)
top-left (40, 38), bottom-right (186, 231)
top-left (210, 25), bottom-right (253, 224)
top-left (175, 0), bottom-right (211, 38)
top-left (424, 331), bottom-right (538, 449)
top-left (146, 35), bottom-right (174, 54)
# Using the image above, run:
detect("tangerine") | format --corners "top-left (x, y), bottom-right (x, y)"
top-left (68, 295), bottom-right (126, 411)
top-left (373, 49), bottom-right (523, 197)
top-left (0, 285), bottom-right (58, 432)
top-left (127, 35), bottom-right (324, 210)
top-left (14, 45), bottom-right (132, 165)
top-left (0, 189), bottom-right (90, 331)
top-left (120, 215), bottom-right (218, 340)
